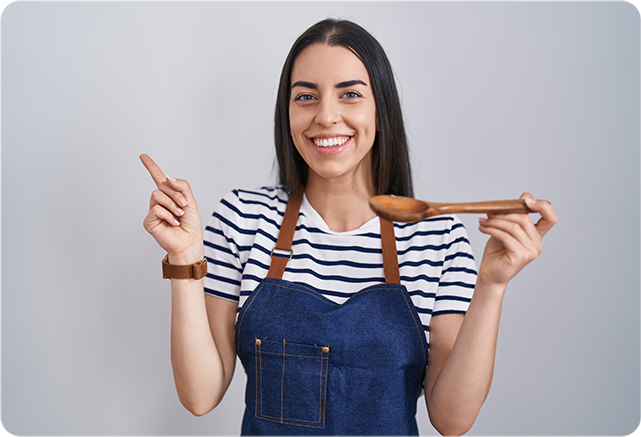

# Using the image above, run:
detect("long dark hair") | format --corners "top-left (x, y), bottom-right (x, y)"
top-left (274, 19), bottom-right (414, 198)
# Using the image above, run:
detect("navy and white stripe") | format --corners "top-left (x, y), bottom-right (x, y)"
top-left (204, 186), bottom-right (477, 346)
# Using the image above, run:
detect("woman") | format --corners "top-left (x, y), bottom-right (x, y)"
top-left (141, 19), bottom-right (557, 435)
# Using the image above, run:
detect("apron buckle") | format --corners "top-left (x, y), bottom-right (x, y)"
top-left (270, 246), bottom-right (294, 261)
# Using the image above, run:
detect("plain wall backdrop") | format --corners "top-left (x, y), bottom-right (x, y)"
top-left (2, 1), bottom-right (639, 435)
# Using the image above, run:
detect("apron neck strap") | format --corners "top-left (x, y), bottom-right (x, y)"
top-left (380, 217), bottom-right (401, 285)
top-left (266, 191), bottom-right (401, 285)
top-left (266, 190), bottom-right (303, 280)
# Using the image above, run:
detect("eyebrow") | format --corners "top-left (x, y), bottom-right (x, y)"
top-left (336, 80), bottom-right (367, 88)
top-left (291, 81), bottom-right (317, 89)
top-left (291, 79), bottom-right (368, 89)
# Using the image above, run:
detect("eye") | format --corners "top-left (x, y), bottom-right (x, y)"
top-left (343, 91), bottom-right (362, 99)
top-left (294, 94), bottom-right (315, 102)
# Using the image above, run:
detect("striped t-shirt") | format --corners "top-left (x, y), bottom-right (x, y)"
top-left (203, 186), bottom-right (477, 345)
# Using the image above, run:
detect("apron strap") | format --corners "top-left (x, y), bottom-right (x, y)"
top-left (266, 190), bottom-right (401, 285)
top-left (266, 190), bottom-right (303, 280)
top-left (380, 217), bottom-right (401, 285)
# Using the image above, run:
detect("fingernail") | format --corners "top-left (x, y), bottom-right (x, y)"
top-left (167, 174), bottom-right (177, 183)
top-left (179, 198), bottom-right (188, 207)
top-left (479, 217), bottom-right (488, 223)
top-left (176, 208), bottom-right (185, 216)
top-left (174, 218), bottom-right (181, 226)
top-left (525, 198), bottom-right (536, 207)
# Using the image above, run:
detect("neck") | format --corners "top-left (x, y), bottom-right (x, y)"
top-left (305, 173), bottom-right (377, 233)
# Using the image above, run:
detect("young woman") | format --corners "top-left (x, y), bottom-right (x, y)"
top-left (141, 19), bottom-right (557, 436)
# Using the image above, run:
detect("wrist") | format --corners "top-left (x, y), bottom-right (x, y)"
top-left (168, 244), bottom-right (205, 266)
top-left (474, 275), bottom-right (508, 300)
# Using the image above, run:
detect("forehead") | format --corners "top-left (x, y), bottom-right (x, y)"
top-left (291, 43), bottom-right (370, 84)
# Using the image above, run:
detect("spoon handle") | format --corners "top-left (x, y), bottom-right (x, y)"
top-left (431, 199), bottom-right (532, 216)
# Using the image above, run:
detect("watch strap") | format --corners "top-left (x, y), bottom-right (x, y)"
top-left (162, 254), bottom-right (207, 280)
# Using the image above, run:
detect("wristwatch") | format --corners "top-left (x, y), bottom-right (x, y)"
top-left (162, 254), bottom-right (208, 280)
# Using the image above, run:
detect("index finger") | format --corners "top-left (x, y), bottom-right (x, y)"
top-left (139, 154), bottom-right (166, 187)
top-left (525, 198), bottom-right (558, 238)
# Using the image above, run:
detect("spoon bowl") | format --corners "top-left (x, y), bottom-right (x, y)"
top-left (369, 195), bottom-right (534, 223)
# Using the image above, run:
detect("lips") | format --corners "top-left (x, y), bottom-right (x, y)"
top-left (308, 135), bottom-right (352, 156)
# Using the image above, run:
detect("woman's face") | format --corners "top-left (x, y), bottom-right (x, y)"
top-left (289, 43), bottom-right (377, 189)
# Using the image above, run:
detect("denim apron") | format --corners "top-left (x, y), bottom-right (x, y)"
top-left (235, 192), bottom-right (429, 435)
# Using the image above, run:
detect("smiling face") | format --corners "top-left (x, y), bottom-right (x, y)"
top-left (289, 43), bottom-right (377, 192)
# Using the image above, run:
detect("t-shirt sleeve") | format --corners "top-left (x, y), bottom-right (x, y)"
top-left (203, 190), bottom-right (245, 302)
top-left (433, 217), bottom-right (477, 315)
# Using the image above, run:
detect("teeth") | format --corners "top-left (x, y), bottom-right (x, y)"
top-left (313, 136), bottom-right (350, 147)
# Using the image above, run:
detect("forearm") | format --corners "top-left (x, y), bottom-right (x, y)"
top-left (168, 247), bottom-right (234, 415)
top-left (170, 276), bottom-right (230, 415)
top-left (426, 282), bottom-right (505, 435)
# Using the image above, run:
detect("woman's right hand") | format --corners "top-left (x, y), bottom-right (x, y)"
top-left (140, 154), bottom-right (204, 265)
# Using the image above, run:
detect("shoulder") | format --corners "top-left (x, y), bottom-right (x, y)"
top-left (394, 214), bottom-right (467, 241)
top-left (215, 186), bottom-right (289, 218)
top-left (393, 214), bottom-right (473, 261)
top-left (208, 186), bottom-right (289, 237)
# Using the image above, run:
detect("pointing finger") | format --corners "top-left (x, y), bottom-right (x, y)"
top-left (139, 154), bottom-right (167, 187)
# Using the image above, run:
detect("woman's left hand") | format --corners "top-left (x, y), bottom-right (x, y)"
top-left (477, 192), bottom-right (558, 290)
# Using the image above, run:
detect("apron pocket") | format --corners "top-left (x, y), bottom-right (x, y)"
top-left (254, 338), bottom-right (329, 428)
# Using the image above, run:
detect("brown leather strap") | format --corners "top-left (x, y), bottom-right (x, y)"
top-left (162, 254), bottom-right (208, 280)
top-left (380, 217), bottom-right (401, 285)
top-left (266, 190), bottom-right (304, 280)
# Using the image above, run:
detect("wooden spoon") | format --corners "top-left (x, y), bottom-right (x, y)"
top-left (369, 195), bottom-right (534, 223)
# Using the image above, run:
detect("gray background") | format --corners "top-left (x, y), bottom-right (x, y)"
top-left (2, 1), bottom-right (639, 435)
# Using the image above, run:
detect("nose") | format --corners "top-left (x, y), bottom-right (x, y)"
top-left (314, 99), bottom-right (341, 126)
